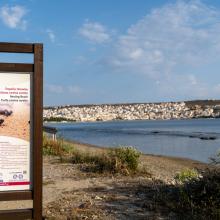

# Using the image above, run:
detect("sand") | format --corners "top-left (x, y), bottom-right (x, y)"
top-left (0, 140), bottom-right (213, 219)
top-left (0, 106), bottom-right (30, 141)
top-left (63, 139), bottom-right (209, 182)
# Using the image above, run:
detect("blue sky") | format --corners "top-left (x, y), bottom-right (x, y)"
top-left (0, 0), bottom-right (220, 106)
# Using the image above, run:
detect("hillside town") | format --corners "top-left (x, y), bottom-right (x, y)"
top-left (43, 102), bottom-right (220, 122)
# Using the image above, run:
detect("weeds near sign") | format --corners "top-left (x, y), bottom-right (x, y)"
top-left (43, 135), bottom-right (73, 156)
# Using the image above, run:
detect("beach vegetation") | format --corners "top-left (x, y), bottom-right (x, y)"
top-left (108, 146), bottom-right (141, 171)
top-left (43, 134), bottom-right (73, 156)
top-left (149, 168), bottom-right (220, 219)
top-left (70, 146), bottom-right (141, 174)
top-left (175, 169), bottom-right (220, 219)
top-left (174, 168), bottom-right (199, 183)
top-left (42, 136), bottom-right (220, 218)
top-left (43, 135), bottom-right (141, 174)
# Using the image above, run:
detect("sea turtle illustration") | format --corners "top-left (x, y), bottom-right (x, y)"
top-left (0, 109), bottom-right (13, 116)
top-left (0, 104), bottom-right (13, 117)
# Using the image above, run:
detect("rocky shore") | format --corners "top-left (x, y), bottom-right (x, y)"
top-left (44, 101), bottom-right (220, 122)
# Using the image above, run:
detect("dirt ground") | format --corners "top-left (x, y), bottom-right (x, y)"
top-left (0, 151), bottom-right (209, 220)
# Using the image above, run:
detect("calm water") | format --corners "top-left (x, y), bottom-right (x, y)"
top-left (46, 119), bottom-right (220, 163)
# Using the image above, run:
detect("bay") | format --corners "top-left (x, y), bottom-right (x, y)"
top-left (46, 119), bottom-right (220, 163)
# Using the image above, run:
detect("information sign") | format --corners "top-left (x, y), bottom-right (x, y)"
top-left (0, 42), bottom-right (43, 220)
top-left (0, 73), bottom-right (31, 191)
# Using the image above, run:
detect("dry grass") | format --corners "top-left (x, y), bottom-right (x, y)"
top-left (43, 135), bottom-right (142, 174)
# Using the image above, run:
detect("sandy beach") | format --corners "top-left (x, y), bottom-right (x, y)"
top-left (0, 139), bottom-right (212, 219)
top-left (61, 139), bottom-right (209, 181)
top-left (0, 105), bottom-right (30, 141)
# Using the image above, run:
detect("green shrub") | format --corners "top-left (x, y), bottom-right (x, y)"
top-left (156, 169), bottom-right (220, 219)
top-left (71, 151), bottom-right (100, 164)
top-left (108, 146), bottom-right (141, 171)
top-left (175, 168), bottom-right (199, 183)
top-left (176, 169), bottom-right (220, 219)
top-left (71, 146), bottom-right (141, 174)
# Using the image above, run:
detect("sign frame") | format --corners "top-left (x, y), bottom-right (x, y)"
top-left (0, 42), bottom-right (43, 220)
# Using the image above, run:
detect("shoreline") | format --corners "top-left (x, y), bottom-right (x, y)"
top-left (44, 118), bottom-right (220, 164)
top-left (61, 138), bottom-right (210, 181)
top-left (63, 138), bottom-right (205, 162)
top-left (44, 116), bottom-right (220, 123)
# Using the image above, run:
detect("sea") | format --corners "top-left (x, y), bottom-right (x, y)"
top-left (45, 119), bottom-right (220, 163)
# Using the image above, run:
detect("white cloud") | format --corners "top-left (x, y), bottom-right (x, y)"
top-left (46, 29), bottom-right (56, 43)
top-left (188, 74), bottom-right (197, 85)
top-left (46, 84), bottom-right (82, 95)
top-left (0, 5), bottom-right (27, 30)
top-left (105, 1), bottom-right (220, 76)
top-left (101, 0), bottom-right (220, 99)
top-left (79, 20), bottom-right (111, 44)
top-left (155, 74), bottom-right (209, 100)
top-left (73, 56), bottom-right (87, 64)
top-left (68, 85), bottom-right (82, 94)
top-left (46, 84), bottom-right (64, 94)
top-left (214, 84), bottom-right (220, 93)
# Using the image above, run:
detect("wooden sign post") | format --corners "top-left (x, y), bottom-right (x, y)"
top-left (0, 42), bottom-right (43, 220)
